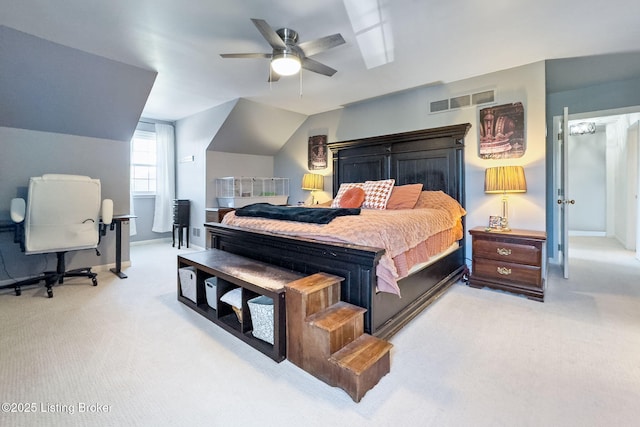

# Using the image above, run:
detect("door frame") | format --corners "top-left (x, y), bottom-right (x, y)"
top-left (551, 105), bottom-right (640, 266)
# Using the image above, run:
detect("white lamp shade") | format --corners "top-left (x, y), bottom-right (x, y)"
top-left (271, 52), bottom-right (301, 76)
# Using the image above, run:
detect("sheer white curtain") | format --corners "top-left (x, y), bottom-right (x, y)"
top-left (152, 123), bottom-right (176, 232)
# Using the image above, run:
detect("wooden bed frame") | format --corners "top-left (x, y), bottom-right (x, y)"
top-left (205, 123), bottom-right (471, 340)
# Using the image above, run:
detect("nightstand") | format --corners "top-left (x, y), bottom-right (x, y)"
top-left (468, 227), bottom-right (547, 301)
top-left (205, 207), bottom-right (235, 223)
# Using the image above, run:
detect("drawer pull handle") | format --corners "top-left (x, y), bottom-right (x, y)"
top-left (497, 266), bottom-right (512, 275)
top-left (497, 248), bottom-right (512, 256)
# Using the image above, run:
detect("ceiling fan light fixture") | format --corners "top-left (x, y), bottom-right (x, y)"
top-left (271, 52), bottom-right (301, 76)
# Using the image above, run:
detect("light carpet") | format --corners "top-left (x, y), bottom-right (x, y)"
top-left (1, 237), bottom-right (639, 426)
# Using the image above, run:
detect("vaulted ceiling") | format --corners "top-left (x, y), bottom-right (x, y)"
top-left (3, 0), bottom-right (640, 125)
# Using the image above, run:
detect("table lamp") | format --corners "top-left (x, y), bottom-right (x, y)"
top-left (301, 173), bottom-right (324, 205)
top-left (484, 166), bottom-right (527, 231)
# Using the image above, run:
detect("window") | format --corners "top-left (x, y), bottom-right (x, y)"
top-left (131, 130), bottom-right (157, 195)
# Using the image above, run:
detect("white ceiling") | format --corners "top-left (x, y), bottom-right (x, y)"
top-left (2, 0), bottom-right (640, 122)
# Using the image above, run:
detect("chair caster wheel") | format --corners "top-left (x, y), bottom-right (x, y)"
top-left (92, 278), bottom-right (98, 286)
top-left (47, 288), bottom-right (53, 298)
top-left (15, 287), bottom-right (21, 296)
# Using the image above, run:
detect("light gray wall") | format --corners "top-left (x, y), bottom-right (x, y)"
top-left (0, 127), bottom-right (130, 282)
top-left (130, 197), bottom-right (172, 243)
top-left (567, 131), bottom-right (606, 232)
top-left (0, 25), bottom-right (156, 142)
top-left (175, 100), bottom-right (237, 248)
top-left (275, 109), bottom-right (342, 206)
top-left (276, 62), bottom-right (548, 265)
top-left (211, 99), bottom-right (306, 155)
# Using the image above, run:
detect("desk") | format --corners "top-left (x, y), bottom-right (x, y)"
top-left (108, 215), bottom-right (136, 279)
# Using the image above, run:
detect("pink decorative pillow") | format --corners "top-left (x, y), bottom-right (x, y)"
top-left (339, 187), bottom-right (366, 208)
top-left (362, 179), bottom-right (395, 210)
top-left (414, 190), bottom-right (466, 217)
top-left (386, 184), bottom-right (424, 209)
top-left (331, 183), bottom-right (364, 208)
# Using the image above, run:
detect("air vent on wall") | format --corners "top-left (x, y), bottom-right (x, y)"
top-left (472, 90), bottom-right (495, 105)
top-left (450, 95), bottom-right (470, 109)
top-left (430, 89), bottom-right (496, 114)
top-left (430, 99), bottom-right (449, 113)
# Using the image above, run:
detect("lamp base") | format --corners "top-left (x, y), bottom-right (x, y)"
top-left (306, 191), bottom-right (316, 206)
top-left (500, 195), bottom-right (511, 232)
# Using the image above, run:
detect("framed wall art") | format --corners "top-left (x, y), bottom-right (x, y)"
top-left (479, 102), bottom-right (525, 159)
top-left (308, 135), bottom-right (327, 170)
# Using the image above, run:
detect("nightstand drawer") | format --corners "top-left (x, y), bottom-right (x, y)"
top-left (473, 258), bottom-right (542, 288)
top-left (473, 239), bottom-right (541, 266)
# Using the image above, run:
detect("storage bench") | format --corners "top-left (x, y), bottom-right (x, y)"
top-left (177, 249), bottom-right (305, 362)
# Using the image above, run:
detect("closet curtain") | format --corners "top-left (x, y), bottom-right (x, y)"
top-left (152, 123), bottom-right (176, 232)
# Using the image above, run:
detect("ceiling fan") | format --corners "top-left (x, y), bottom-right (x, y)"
top-left (220, 18), bottom-right (346, 81)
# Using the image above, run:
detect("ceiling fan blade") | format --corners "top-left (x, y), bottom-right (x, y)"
top-left (301, 57), bottom-right (337, 77)
top-left (298, 33), bottom-right (345, 57)
top-left (251, 18), bottom-right (286, 50)
top-left (220, 53), bottom-right (271, 59)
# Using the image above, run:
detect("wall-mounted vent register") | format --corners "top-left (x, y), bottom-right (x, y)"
top-left (430, 89), bottom-right (496, 113)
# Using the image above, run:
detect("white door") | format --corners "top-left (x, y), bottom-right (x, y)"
top-left (628, 122), bottom-right (640, 259)
top-left (556, 107), bottom-right (574, 279)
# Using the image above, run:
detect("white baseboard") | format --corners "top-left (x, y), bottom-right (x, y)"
top-left (131, 237), bottom-right (172, 246)
top-left (568, 230), bottom-right (606, 237)
top-left (130, 238), bottom-right (204, 251)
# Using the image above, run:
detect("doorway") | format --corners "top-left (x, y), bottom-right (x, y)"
top-left (553, 106), bottom-right (640, 270)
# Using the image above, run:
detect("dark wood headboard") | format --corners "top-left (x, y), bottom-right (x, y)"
top-left (328, 123), bottom-right (471, 208)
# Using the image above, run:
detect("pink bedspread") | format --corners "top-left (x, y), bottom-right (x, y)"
top-left (222, 204), bottom-right (464, 296)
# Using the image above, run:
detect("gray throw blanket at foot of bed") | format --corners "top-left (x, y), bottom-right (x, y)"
top-left (234, 203), bottom-right (360, 224)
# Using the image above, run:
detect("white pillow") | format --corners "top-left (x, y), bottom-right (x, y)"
top-left (220, 288), bottom-right (242, 308)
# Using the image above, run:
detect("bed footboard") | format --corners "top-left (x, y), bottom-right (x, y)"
top-left (205, 223), bottom-right (464, 338)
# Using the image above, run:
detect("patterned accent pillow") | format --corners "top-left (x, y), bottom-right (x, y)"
top-left (331, 182), bottom-right (364, 208)
top-left (362, 179), bottom-right (395, 209)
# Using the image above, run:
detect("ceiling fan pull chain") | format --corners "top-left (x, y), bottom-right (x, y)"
top-left (299, 69), bottom-right (303, 98)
